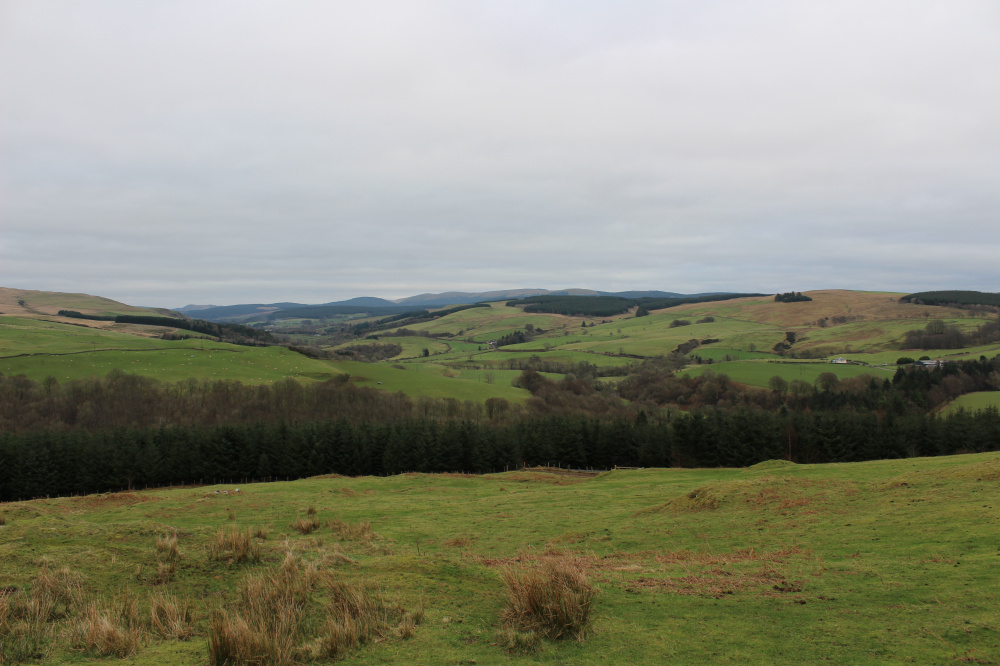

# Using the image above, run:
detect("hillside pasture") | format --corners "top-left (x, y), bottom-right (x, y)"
top-left (0, 343), bottom-right (341, 385)
top-left (939, 391), bottom-right (1000, 416)
top-left (0, 453), bottom-right (997, 663)
top-left (0, 287), bottom-right (171, 319)
top-left (683, 360), bottom-right (896, 388)
top-left (333, 359), bottom-right (531, 402)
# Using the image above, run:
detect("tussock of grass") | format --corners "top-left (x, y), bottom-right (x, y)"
top-left (311, 577), bottom-right (408, 659)
top-left (72, 595), bottom-right (147, 658)
top-left (155, 533), bottom-right (181, 561)
top-left (327, 518), bottom-right (375, 541)
top-left (155, 561), bottom-right (176, 586)
top-left (292, 517), bottom-right (319, 535)
top-left (496, 627), bottom-right (541, 655)
top-left (208, 527), bottom-right (261, 564)
top-left (0, 564), bottom-right (85, 662)
top-left (498, 557), bottom-right (596, 641)
top-left (149, 591), bottom-right (194, 640)
top-left (209, 562), bottom-right (315, 666)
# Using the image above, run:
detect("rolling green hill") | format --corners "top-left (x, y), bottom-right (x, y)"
top-left (3, 288), bottom-right (999, 406)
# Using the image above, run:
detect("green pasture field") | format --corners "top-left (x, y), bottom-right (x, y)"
top-left (684, 360), bottom-right (896, 388)
top-left (0, 317), bottom-right (179, 356)
top-left (328, 337), bottom-right (452, 360)
top-left (2, 452), bottom-right (998, 663)
top-left (0, 343), bottom-right (341, 385)
top-left (462, 350), bottom-right (637, 369)
top-left (687, 347), bottom-right (778, 362)
top-left (395, 304), bottom-right (571, 339)
top-left (939, 391), bottom-right (1000, 416)
top-left (332, 360), bottom-right (531, 403)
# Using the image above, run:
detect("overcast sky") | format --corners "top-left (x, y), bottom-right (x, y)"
top-left (2, 1), bottom-right (999, 307)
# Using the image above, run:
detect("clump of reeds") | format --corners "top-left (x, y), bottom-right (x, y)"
top-left (309, 577), bottom-right (408, 659)
top-left (498, 557), bottom-right (596, 641)
top-left (226, 507), bottom-right (236, 521)
top-left (207, 527), bottom-right (261, 564)
top-left (0, 563), bottom-right (87, 662)
top-left (71, 594), bottom-right (146, 658)
top-left (252, 526), bottom-right (268, 540)
top-left (496, 627), bottom-right (542, 654)
top-left (292, 507), bottom-right (322, 535)
top-left (155, 561), bottom-right (176, 586)
top-left (208, 556), bottom-right (318, 665)
top-left (155, 533), bottom-right (181, 561)
top-left (149, 591), bottom-right (194, 640)
top-left (292, 518), bottom-right (317, 535)
top-left (327, 518), bottom-right (375, 542)
top-left (0, 513), bottom-right (7, 526)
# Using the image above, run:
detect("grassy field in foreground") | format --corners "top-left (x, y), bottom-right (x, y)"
top-left (1, 453), bottom-right (998, 664)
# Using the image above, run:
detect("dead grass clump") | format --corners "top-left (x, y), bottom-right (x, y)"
top-left (0, 592), bottom-right (51, 663)
top-left (252, 525), bottom-right (269, 540)
top-left (310, 577), bottom-right (408, 659)
top-left (498, 558), bottom-right (596, 641)
top-left (155, 533), bottom-right (181, 561)
top-left (207, 527), bottom-right (261, 564)
top-left (208, 557), bottom-right (320, 665)
top-left (72, 595), bottom-right (147, 658)
top-left (149, 591), bottom-right (194, 640)
top-left (292, 517), bottom-right (318, 535)
top-left (226, 507), bottom-right (236, 521)
top-left (320, 544), bottom-right (356, 566)
top-left (32, 565), bottom-right (84, 612)
top-left (327, 518), bottom-right (375, 542)
top-left (0, 513), bottom-right (6, 526)
top-left (0, 564), bottom-right (86, 661)
top-left (496, 627), bottom-right (542, 655)
top-left (155, 561), bottom-right (176, 586)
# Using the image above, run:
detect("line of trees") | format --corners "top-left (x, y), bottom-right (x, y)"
top-left (2, 407), bottom-right (998, 501)
top-left (902, 290), bottom-right (1000, 308)
top-left (509, 294), bottom-right (762, 317)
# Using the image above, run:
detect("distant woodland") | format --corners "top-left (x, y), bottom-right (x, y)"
top-left (2, 353), bottom-right (998, 501)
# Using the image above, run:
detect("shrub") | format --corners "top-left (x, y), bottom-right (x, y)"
top-left (896, 357), bottom-right (915, 365)
top-left (498, 558), bottom-right (596, 641)
top-left (668, 319), bottom-right (691, 328)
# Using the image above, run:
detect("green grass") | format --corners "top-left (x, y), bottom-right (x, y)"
top-left (2, 452), bottom-right (999, 663)
top-left (0, 342), bottom-right (343, 385)
top-left (333, 360), bottom-right (531, 403)
top-left (939, 391), bottom-right (1000, 416)
top-left (683, 360), bottom-right (896, 388)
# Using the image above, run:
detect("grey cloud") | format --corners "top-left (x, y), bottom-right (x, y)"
top-left (2, 1), bottom-right (999, 306)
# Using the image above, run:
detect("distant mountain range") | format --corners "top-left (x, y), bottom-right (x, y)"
top-left (176, 289), bottom-right (718, 322)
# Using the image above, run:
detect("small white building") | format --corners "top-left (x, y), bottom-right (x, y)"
top-left (831, 357), bottom-right (848, 364)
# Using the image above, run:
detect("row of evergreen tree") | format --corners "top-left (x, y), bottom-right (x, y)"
top-left (2, 408), bottom-right (998, 501)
